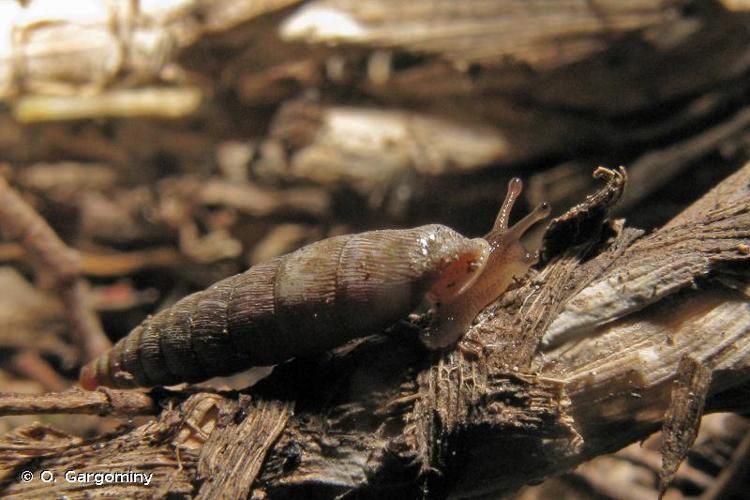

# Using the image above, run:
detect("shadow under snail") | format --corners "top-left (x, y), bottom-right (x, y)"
top-left (80, 178), bottom-right (550, 389)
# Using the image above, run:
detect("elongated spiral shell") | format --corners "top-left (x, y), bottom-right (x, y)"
top-left (80, 225), bottom-right (484, 389)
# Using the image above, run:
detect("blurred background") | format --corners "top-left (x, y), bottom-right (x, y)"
top-left (0, 0), bottom-right (749, 498)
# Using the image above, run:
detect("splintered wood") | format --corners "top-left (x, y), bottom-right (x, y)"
top-left (2, 163), bottom-right (748, 498)
top-left (1, 0), bottom-right (750, 498)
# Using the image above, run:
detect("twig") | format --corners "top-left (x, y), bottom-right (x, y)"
top-left (10, 352), bottom-right (68, 392)
top-left (59, 280), bottom-right (112, 359)
top-left (0, 242), bottom-right (184, 277)
top-left (0, 388), bottom-right (157, 417)
top-left (0, 175), bottom-right (110, 360)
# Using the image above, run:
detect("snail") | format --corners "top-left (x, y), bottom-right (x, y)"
top-left (80, 178), bottom-right (549, 389)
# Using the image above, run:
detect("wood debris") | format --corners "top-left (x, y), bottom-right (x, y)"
top-left (0, 0), bottom-right (749, 498)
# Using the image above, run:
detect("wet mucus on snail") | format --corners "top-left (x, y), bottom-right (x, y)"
top-left (80, 178), bottom-right (550, 389)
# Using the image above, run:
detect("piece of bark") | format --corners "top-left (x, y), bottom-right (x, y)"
top-left (2, 164), bottom-right (749, 498)
top-left (0, 423), bottom-right (83, 479)
top-left (543, 165), bottom-right (750, 348)
top-left (658, 356), bottom-right (713, 495)
top-left (196, 397), bottom-right (292, 499)
top-left (0, 394), bottom-right (205, 497)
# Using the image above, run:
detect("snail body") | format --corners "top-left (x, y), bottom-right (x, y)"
top-left (80, 179), bottom-right (549, 389)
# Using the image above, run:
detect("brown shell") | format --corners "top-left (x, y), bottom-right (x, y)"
top-left (80, 224), bottom-right (482, 389)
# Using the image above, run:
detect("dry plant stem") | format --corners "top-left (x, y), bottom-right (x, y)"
top-left (0, 176), bottom-right (110, 360)
top-left (0, 388), bottom-right (156, 417)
